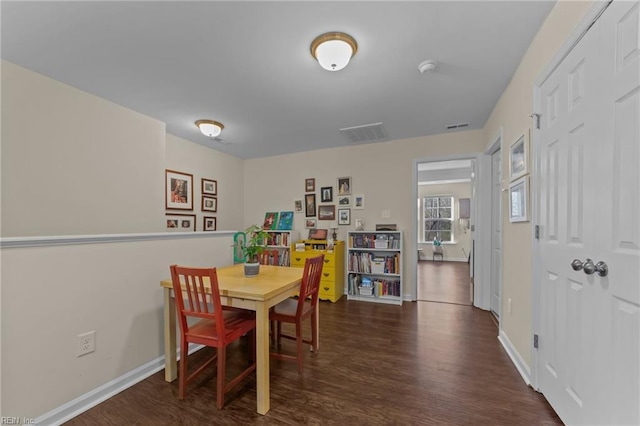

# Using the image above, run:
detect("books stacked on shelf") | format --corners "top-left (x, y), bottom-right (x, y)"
top-left (267, 231), bottom-right (291, 247)
top-left (278, 249), bottom-right (290, 267)
top-left (348, 233), bottom-right (400, 249)
top-left (347, 275), bottom-right (401, 297)
top-left (348, 252), bottom-right (400, 274)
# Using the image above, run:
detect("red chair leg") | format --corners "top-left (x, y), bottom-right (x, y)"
top-left (216, 346), bottom-right (226, 409)
top-left (179, 338), bottom-right (188, 400)
top-left (311, 308), bottom-right (318, 352)
top-left (296, 322), bottom-right (304, 374)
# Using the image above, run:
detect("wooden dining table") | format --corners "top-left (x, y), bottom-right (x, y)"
top-left (160, 263), bottom-right (309, 415)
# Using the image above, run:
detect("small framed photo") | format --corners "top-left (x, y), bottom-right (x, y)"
top-left (338, 208), bottom-right (351, 225)
top-left (202, 195), bottom-right (217, 212)
top-left (337, 195), bottom-right (350, 207)
top-left (509, 176), bottom-right (529, 222)
top-left (166, 213), bottom-right (196, 232)
top-left (294, 199), bottom-right (303, 213)
top-left (510, 132), bottom-right (529, 181)
top-left (305, 193), bottom-right (316, 217)
top-left (203, 216), bottom-right (217, 231)
top-left (305, 218), bottom-right (317, 229)
top-left (337, 177), bottom-right (351, 195)
top-left (321, 186), bottom-right (333, 202)
top-left (201, 178), bottom-right (217, 195)
top-left (166, 169), bottom-right (193, 210)
top-left (305, 178), bottom-right (316, 192)
top-left (318, 205), bottom-right (335, 220)
top-left (353, 194), bottom-right (365, 210)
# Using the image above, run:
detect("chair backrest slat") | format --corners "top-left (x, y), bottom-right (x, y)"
top-left (170, 265), bottom-right (225, 337)
top-left (297, 255), bottom-right (324, 317)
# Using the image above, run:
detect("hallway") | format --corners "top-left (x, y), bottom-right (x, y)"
top-left (417, 260), bottom-right (472, 305)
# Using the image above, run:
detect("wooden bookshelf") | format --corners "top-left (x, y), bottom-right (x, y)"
top-left (264, 230), bottom-right (298, 267)
top-left (346, 231), bottom-right (403, 305)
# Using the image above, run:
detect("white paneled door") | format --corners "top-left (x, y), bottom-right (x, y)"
top-left (536, 1), bottom-right (640, 425)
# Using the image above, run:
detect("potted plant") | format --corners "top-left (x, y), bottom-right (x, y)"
top-left (236, 224), bottom-right (272, 277)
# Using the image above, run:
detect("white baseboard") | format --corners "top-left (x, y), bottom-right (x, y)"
top-left (420, 256), bottom-right (468, 262)
top-left (34, 344), bottom-right (204, 426)
top-left (498, 329), bottom-right (531, 386)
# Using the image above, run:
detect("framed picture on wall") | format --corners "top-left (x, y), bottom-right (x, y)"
top-left (318, 205), bottom-right (335, 220)
top-left (201, 178), bottom-right (217, 195)
top-left (165, 169), bottom-right (193, 210)
top-left (337, 177), bottom-right (351, 195)
top-left (305, 218), bottom-right (317, 229)
top-left (305, 178), bottom-right (315, 192)
top-left (509, 176), bottom-right (529, 222)
top-left (353, 194), bottom-right (365, 209)
top-left (166, 213), bottom-right (196, 231)
top-left (321, 186), bottom-right (333, 202)
top-left (202, 195), bottom-right (217, 212)
top-left (203, 216), bottom-right (217, 231)
top-left (338, 208), bottom-right (351, 225)
top-left (294, 199), bottom-right (303, 213)
top-left (509, 132), bottom-right (529, 181)
top-left (305, 193), bottom-right (316, 217)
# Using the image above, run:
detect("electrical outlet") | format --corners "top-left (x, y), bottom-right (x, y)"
top-left (77, 331), bottom-right (96, 356)
top-left (507, 298), bottom-right (512, 315)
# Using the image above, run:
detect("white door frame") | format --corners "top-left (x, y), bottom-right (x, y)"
top-left (412, 152), bottom-right (490, 309)
top-left (488, 129), bottom-right (503, 318)
top-left (530, 0), bottom-right (611, 391)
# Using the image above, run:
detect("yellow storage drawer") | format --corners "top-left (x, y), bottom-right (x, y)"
top-left (289, 241), bottom-right (344, 303)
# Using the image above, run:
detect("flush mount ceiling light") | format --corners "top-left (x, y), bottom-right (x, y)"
top-left (195, 120), bottom-right (224, 138)
top-left (418, 60), bottom-right (437, 74)
top-left (310, 32), bottom-right (358, 71)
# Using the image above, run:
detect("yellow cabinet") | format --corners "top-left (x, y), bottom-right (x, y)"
top-left (290, 240), bottom-right (344, 303)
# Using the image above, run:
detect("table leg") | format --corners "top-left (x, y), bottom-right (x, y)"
top-left (255, 302), bottom-right (270, 415)
top-left (163, 288), bottom-right (177, 382)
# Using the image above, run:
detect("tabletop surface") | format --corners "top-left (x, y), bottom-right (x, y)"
top-left (161, 264), bottom-right (303, 301)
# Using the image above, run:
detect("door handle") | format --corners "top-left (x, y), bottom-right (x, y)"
top-left (572, 258), bottom-right (608, 277)
top-left (571, 259), bottom-right (584, 271)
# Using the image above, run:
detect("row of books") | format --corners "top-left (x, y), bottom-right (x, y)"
top-left (348, 252), bottom-right (400, 274)
top-left (263, 249), bottom-right (290, 266)
top-left (347, 274), bottom-right (401, 297)
top-left (349, 233), bottom-right (400, 249)
top-left (266, 232), bottom-right (291, 247)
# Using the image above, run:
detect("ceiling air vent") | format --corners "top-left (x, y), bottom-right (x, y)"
top-left (339, 122), bottom-right (388, 143)
top-left (446, 122), bottom-right (470, 131)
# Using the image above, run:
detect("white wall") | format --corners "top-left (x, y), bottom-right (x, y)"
top-left (244, 130), bottom-right (487, 299)
top-left (483, 1), bottom-right (594, 366)
top-left (1, 61), bottom-right (166, 237)
top-left (418, 182), bottom-right (472, 261)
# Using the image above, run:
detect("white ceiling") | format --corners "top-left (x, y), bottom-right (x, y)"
top-left (1, 1), bottom-right (555, 159)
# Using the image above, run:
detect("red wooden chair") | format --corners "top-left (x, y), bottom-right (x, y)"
top-left (259, 249), bottom-right (279, 266)
top-left (170, 265), bottom-right (256, 409)
top-left (269, 254), bottom-right (324, 373)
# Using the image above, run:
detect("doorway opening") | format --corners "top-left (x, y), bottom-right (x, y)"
top-left (416, 159), bottom-right (473, 305)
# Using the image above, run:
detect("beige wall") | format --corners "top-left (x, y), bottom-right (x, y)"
top-left (484, 0), bottom-right (594, 366)
top-left (1, 61), bottom-right (166, 237)
top-left (165, 134), bottom-right (244, 233)
top-left (244, 130), bottom-right (486, 298)
top-left (418, 182), bottom-right (472, 261)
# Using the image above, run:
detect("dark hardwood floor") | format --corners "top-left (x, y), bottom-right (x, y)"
top-left (418, 260), bottom-right (472, 305)
top-left (65, 298), bottom-right (561, 425)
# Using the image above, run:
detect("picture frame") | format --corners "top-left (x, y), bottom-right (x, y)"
top-left (305, 193), bottom-right (316, 217)
top-left (338, 208), bottom-right (351, 225)
top-left (337, 177), bottom-right (351, 195)
top-left (509, 132), bottom-right (529, 181)
top-left (337, 195), bottom-right (350, 207)
top-left (203, 216), bottom-right (217, 231)
top-left (509, 176), bottom-right (529, 222)
top-left (308, 228), bottom-right (328, 240)
top-left (294, 199), bottom-right (303, 213)
top-left (318, 205), bottom-right (335, 220)
top-left (201, 178), bottom-right (217, 195)
top-left (305, 218), bottom-right (317, 229)
top-left (201, 195), bottom-right (217, 212)
top-left (305, 178), bottom-right (315, 192)
top-left (263, 212), bottom-right (279, 230)
top-left (166, 213), bottom-right (196, 231)
top-left (353, 194), bottom-right (365, 210)
top-left (165, 169), bottom-right (193, 210)
top-left (278, 211), bottom-right (294, 230)
top-left (320, 186), bottom-right (333, 202)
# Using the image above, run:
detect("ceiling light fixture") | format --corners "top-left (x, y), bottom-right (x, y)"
top-left (310, 32), bottom-right (358, 71)
top-left (195, 120), bottom-right (224, 138)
